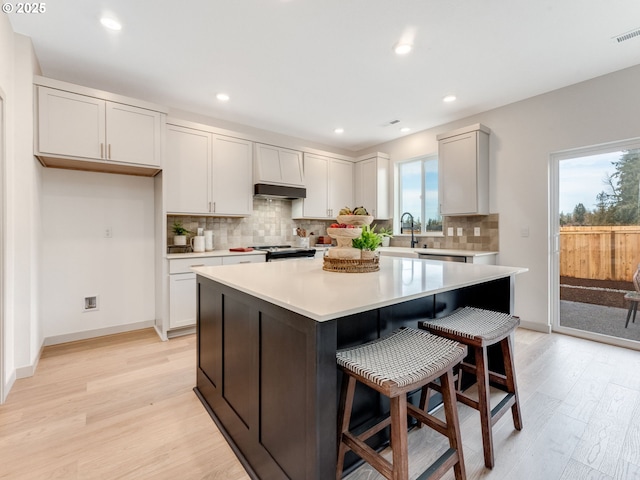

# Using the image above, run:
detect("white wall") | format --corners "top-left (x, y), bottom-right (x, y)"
top-left (0, 17), bottom-right (42, 396)
top-left (359, 64), bottom-right (640, 332)
top-left (40, 169), bottom-right (156, 342)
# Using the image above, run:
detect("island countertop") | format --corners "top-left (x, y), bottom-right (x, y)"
top-left (192, 256), bottom-right (527, 322)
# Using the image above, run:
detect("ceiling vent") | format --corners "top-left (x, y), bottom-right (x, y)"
top-left (381, 119), bottom-right (401, 127)
top-left (613, 28), bottom-right (640, 43)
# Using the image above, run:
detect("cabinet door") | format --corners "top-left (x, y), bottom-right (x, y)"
top-left (329, 158), bottom-right (354, 218)
top-left (169, 273), bottom-right (196, 328)
top-left (165, 125), bottom-right (211, 214)
top-left (211, 135), bottom-right (253, 216)
top-left (355, 157), bottom-right (389, 219)
top-left (105, 102), bottom-right (162, 167)
top-left (439, 132), bottom-right (478, 215)
top-left (37, 86), bottom-right (105, 159)
top-left (301, 153), bottom-right (329, 218)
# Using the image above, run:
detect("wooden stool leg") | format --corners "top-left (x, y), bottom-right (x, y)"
top-left (389, 395), bottom-right (409, 480)
top-left (440, 369), bottom-right (466, 480)
top-left (336, 374), bottom-right (356, 480)
top-left (417, 385), bottom-right (431, 428)
top-left (501, 335), bottom-right (523, 431)
top-left (473, 345), bottom-right (494, 469)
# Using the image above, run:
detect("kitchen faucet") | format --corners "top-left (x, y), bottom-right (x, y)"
top-left (400, 212), bottom-right (419, 248)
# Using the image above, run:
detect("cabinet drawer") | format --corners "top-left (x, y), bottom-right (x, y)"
top-left (169, 256), bottom-right (222, 274)
top-left (222, 255), bottom-right (265, 265)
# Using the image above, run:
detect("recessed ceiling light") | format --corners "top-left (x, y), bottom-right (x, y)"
top-left (216, 93), bottom-right (230, 102)
top-left (100, 17), bottom-right (122, 31)
top-left (334, 128), bottom-right (344, 134)
top-left (443, 95), bottom-right (457, 103)
top-left (400, 127), bottom-right (411, 133)
top-left (394, 43), bottom-right (412, 55)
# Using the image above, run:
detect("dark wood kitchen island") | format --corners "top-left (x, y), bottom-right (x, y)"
top-left (192, 256), bottom-right (526, 480)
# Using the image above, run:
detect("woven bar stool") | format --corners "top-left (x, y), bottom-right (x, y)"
top-left (336, 327), bottom-right (467, 480)
top-left (419, 307), bottom-right (522, 469)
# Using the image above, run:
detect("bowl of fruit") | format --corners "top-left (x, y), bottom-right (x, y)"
top-left (336, 206), bottom-right (374, 226)
top-left (326, 223), bottom-right (362, 239)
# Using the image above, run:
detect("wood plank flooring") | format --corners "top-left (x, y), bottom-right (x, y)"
top-left (1, 328), bottom-right (639, 479)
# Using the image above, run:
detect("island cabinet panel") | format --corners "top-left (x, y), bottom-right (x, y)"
top-left (196, 276), bottom-right (337, 480)
top-left (195, 267), bottom-right (515, 479)
top-left (223, 296), bottom-right (258, 430)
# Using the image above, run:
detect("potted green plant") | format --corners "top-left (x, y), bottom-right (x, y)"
top-left (172, 221), bottom-right (191, 246)
top-left (377, 225), bottom-right (393, 247)
top-left (352, 225), bottom-right (382, 259)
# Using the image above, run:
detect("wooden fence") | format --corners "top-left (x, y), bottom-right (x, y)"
top-left (560, 225), bottom-right (640, 281)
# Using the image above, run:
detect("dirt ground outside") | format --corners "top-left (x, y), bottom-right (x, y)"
top-left (560, 276), bottom-right (634, 309)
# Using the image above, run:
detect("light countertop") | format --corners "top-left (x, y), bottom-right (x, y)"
top-left (379, 246), bottom-right (498, 257)
top-left (192, 256), bottom-right (526, 322)
top-left (167, 250), bottom-right (267, 260)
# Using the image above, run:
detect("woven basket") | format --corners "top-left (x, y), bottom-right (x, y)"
top-left (323, 256), bottom-right (380, 273)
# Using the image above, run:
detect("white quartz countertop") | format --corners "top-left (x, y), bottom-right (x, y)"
top-left (379, 247), bottom-right (498, 257)
top-left (192, 256), bottom-right (526, 322)
top-left (167, 250), bottom-right (267, 260)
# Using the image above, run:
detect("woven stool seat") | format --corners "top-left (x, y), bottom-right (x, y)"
top-left (419, 307), bottom-right (522, 469)
top-left (336, 328), bottom-right (467, 480)
top-left (421, 307), bottom-right (520, 345)
top-left (337, 328), bottom-right (467, 393)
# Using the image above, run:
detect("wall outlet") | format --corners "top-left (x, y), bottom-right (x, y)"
top-left (457, 227), bottom-right (463, 236)
top-left (447, 227), bottom-right (454, 236)
top-left (474, 227), bottom-right (481, 236)
top-left (292, 227), bottom-right (298, 236)
top-left (104, 227), bottom-right (112, 238)
top-left (521, 226), bottom-right (530, 238)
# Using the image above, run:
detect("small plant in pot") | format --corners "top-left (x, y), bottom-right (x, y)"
top-left (172, 221), bottom-right (191, 246)
top-left (377, 225), bottom-right (394, 247)
top-left (352, 225), bottom-right (382, 259)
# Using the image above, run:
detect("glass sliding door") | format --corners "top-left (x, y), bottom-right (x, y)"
top-left (551, 140), bottom-right (640, 349)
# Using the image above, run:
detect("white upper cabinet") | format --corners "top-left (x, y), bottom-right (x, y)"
top-left (211, 135), bottom-right (253, 216)
top-left (165, 123), bottom-right (253, 216)
top-left (438, 124), bottom-right (490, 216)
top-left (165, 124), bottom-right (211, 213)
top-left (355, 153), bottom-right (390, 219)
top-left (38, 87), bottom-right (105, 160)
top-left (292, 153), bottom-right (354, 219)
top-left (105, 102), bottom-right (162, 166)
top-left (254, 143), bottom-right (304, 187)
top-left (36, 84), bottom-right (163, 172)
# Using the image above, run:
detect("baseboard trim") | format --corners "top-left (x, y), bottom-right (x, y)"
top-left (43, 320), bottom-right (155, 347)
top-left (519, 320), bottom-right (552, 333)
top-left (15, 343), bottom-right (43, 379)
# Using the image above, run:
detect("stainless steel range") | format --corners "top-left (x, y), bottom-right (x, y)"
top-left (250, 245), bottom-right (317, 262)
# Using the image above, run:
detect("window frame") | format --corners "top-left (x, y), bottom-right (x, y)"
top-left (396, 154), bottom-right (443, 237)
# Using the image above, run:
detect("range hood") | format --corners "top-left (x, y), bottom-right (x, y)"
top-left (254, 183), bottom-right (306, 200)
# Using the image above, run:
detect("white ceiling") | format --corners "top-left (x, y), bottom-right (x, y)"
top-left (8, 0), bottom-right (640, 152)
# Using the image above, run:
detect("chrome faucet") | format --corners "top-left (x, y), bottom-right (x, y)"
top-left (400, 212), bottom-right (419, 248)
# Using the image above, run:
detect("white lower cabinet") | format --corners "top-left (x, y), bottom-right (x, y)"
top-left (169, 273), bottom-right (197, 329)
top-left (167, 254), bottom-right (264, 329)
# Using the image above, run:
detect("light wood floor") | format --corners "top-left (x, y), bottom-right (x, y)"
top-left (1, 328), bottom-right (639, 479)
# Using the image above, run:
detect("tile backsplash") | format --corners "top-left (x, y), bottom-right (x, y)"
top-left (390, 214), bottom-right (499, 251)
top-left (167, 198), bottom-right (336, 250)
top-left (167, 200), bottom-right (498, 252)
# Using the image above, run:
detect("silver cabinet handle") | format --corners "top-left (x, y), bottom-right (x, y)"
top-left (108, 144), bottom-right (111, 159)
top-left (100, 143), bottom-right (104, 158)
top-left (190, 264), bottom-right (205, 268)
top-left (239, 261), bottom-right (250, 264)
